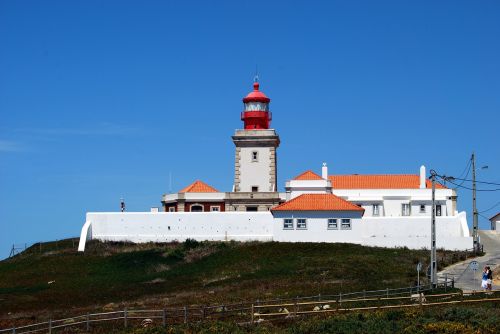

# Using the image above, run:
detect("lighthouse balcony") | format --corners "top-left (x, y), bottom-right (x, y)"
top-left (241, 111), bottom-right (272, 121)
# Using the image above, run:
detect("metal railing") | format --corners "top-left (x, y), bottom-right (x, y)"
top-left (0, 279), bottom-right (459, 333)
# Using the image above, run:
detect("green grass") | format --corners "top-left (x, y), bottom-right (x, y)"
top-left (75, 303), bottom-right (500, 334)
top-left (0, 239), bottom-right (475, 324)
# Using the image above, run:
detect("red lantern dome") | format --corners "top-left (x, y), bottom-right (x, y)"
top-left (241, 81), bottom-right (272, 130)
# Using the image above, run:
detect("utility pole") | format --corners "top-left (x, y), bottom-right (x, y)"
top-left (471, 153), bottom-right (479, 252)
top-left (430, 170), bottom-right (437, 288)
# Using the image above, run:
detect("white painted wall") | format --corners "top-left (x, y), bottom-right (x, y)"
top-left (272, 211), bottom-right (364, 243)
top-left (272, 211), bottom-right (471, 250)
top-left (239, 147), bottom-right (272, 192)
top-left (85, 212), bottom-right (273, 246)
top-left (79, 211), bottom-right (472, 251)
top-left (286, 179), bottom-right (332, 199)
top-left (287, 181), bottom-right (456, 218)
top-left (491, 215), bottom-right (500, 230)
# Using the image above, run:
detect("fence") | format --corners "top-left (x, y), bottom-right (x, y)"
top-left (8, 238), bottom-right (79, 258)
top-left (1, 279), bottom-right (480, 334)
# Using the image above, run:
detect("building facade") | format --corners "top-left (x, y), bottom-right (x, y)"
top-left (79, 79), bottom-right (472, 252)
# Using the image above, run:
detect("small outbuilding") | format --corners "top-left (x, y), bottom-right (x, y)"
top-left (271, 193), bottom-right (365, 242)
top-left (490, 212), bottom-right (500, 230)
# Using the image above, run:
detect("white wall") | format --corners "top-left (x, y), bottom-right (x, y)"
top-left (82, 212), bottom-right (273, 248)
top-left (79, 211), bottom-right (472, 251)
top-left (272, 211), bottom-right (471, 250)
top-left (272, 211), bottom-right (363, 243)
top-left (239, 147), bottom-right (272, 192)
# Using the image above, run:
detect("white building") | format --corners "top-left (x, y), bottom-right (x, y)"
top-left (490, 213), bottom-right (500, 230)
top-left (78, 80), bottom-right (472, 252)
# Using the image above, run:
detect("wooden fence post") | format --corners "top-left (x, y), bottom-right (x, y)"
top-left (202, 306), bottom-right (205, 321)
top-left (445, 274), bottom-right (448, 292)
top-left (251, 304), bottom-right (254, 323)
top-left (48, 318), bottom-right (52, 334)
top-left (184, 306), bottom-right (187, 324)
top-left (294, 297), bottom-right (298, 317)
top-left (318, 293), bottom-right (321, 302)
top-left (86, 312), bottom-right (90, 331)
top-left (386, 288), bottom-right (389, 298)
top-left (124, 308), bottom-right (128, 328)
top-left (162, 309), bottom-right (166, 327)
top-left (11, 327), bottom-right (16, 334)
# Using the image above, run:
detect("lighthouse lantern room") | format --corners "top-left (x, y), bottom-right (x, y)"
top-left (241, 81), bottom-right (272, 130)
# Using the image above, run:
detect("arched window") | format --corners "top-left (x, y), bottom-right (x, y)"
top-left (190, 204), bottom-right (204, 212)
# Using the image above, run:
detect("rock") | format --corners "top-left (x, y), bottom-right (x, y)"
top-left (278, 307), bottom-right (289, 314)
top-left (322, 304), bottom-right (331, 310)
top-left (141, 319), bottom-right (153, 328)
top-left (103, 303), bottom-right (116, 311)
top-left (313, 306), bottom-right (321, 311)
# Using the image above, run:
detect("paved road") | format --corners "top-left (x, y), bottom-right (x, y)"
top-left (438, 230), bottom-right (500, 291)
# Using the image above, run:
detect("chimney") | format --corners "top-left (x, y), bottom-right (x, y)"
top-left (322, 162), bottom-right (328, 180)
top-left (419, 165), bottom-right (426, 189)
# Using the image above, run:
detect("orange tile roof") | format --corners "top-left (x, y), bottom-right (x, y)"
top-left (293, 170), bottom-right (323, 180)
top-left (272, 194), bottom-right (364, 212)
top-left (328, 174), bottom-right (447, 189)
top-left (179, 180), bottom-right (219, 193)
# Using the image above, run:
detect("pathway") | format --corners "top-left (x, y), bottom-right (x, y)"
top-left (438, 230), bottom-right (500, 291)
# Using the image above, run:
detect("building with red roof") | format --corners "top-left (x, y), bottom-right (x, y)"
top-left (78, 79), bottom-right (473, 252)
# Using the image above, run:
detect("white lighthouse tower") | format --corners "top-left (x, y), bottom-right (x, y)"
top-left (227, 79), bottom-right (282, 211)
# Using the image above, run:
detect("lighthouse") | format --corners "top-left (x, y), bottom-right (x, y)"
top-left (228, 79), bottom-right (282, 211)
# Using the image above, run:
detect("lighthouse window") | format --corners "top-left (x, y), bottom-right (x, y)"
top-left (245, 102), bottom-right (268, 111)
top-left (252, 151), bottom-right (258, 162)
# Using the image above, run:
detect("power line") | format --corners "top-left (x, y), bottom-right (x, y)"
top-left (436, 176), bottom-right (500, 192)
top-left (478, 201), bottom-right (500, 214)
top-left (478, 213), bottom-right (492, 221)
top-left (444, 176), bottom-right (500, 187)
top-left (457, 157), bottom-right (472, 179)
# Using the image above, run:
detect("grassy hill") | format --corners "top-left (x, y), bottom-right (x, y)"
top-left (0, 239), bottom-right (479, 329)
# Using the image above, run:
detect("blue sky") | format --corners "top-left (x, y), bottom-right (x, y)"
top-left (1, 1), bottom-right (499, 258)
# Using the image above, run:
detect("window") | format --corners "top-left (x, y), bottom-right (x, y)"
top-left (402, 204), bottom-right (411, 216)
top-left (436, 205), bottom-right (442, 216)
top-left (373, 204), bottom-right (380, 216)
top-left (341, 219), bottom-right (351, 230)
top-left (210, 206), bottom-right (220, 212)
top-left (297, 219), bottom-right (307, 229)
top-left (168, 207), bottom-right (175, 212)
top-left (420, 204), bottom-right (426, 213)
top-left (251, 151), bottom-right (258, 162)
top-left (327, 219), bottom-right (338, 229)
top-left (246, 206), bottom-right (258, 212)
top-left (190, 204), bottom-right (204, 212)
top-left (251, 186), bottom-right (259, 192)
top-left (283, 219), bottom-right (293, 230)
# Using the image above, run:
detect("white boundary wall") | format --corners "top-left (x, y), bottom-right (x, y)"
top-left (78, 211), bottom-right (472, 251)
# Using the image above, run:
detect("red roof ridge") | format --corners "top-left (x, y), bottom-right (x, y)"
top-left (328, 174), bottom-right (447, 189)
top-left (293, 170), bottom-right (323, 180)
top-left (272, 193), bottom-right (364, 212)
top-left (179, 180), bottom-right (219, 193)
